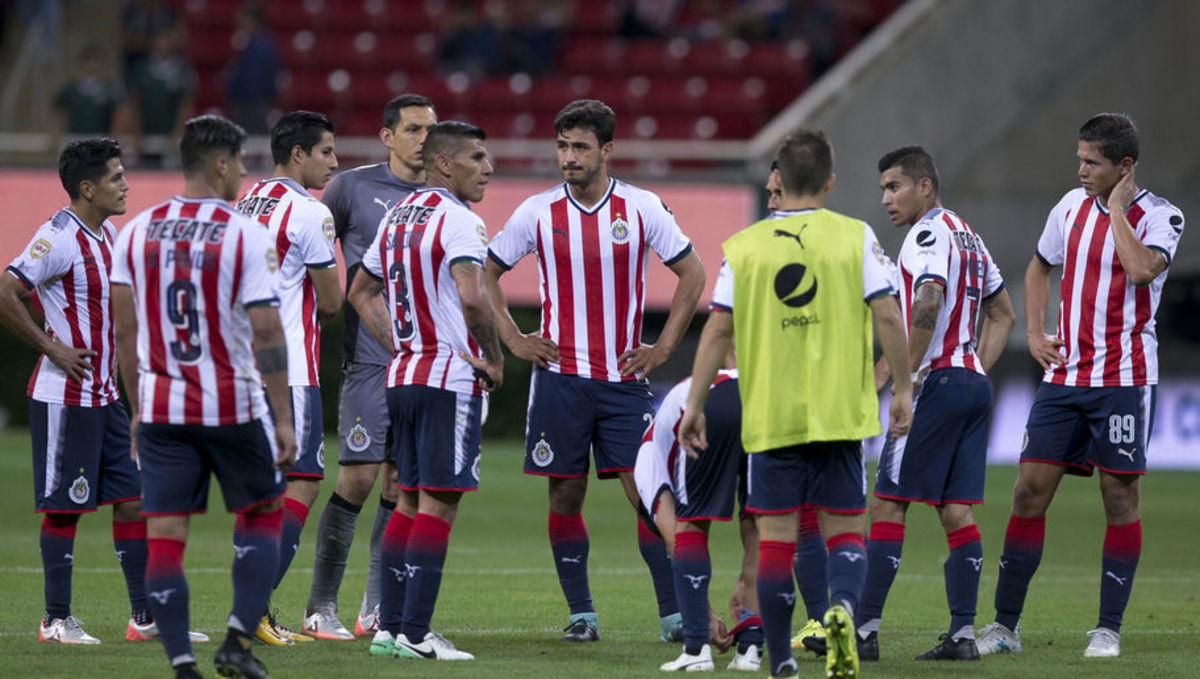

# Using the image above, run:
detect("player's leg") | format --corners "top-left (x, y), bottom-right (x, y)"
top-left (661, 521), bottom-right (716, 671)
top-left (145, 515), bottom-right (195, 674)
top-left (393, 489), bottom-right (470, 660)
top-left (791, 506), bottom-right (828, 634)
top-left (728, 513), bottom-right (764, 670)
top-left (853, 496), bottom-right (907, 656)
top-left (275, 387), bottom-right (323, 603)
top-left (360, 462), bottom-right (401, 634)
top-left (619, 469), bottom-right (681, 640)
top-left (374, 486), bottom-right (417, 656)
top-left (548, 475), bottom-right (598, 639)
top-left (915, 502), bottom-right (983, 661)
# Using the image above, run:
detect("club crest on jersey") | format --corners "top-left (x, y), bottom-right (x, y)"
top-left (30, 238), bottom-right (53, 259)
top-left (610, 215), bottom-right (630, 245)
top-left (346, 420), bottom-right (371, 452)
top-left (266, 248), bottom-right (279, 273)
top-left (531, 437), bottom-right (554, 467)
top-left (322, 217), bottom-right (335, 243)
top-left (68, 472), bottom-right (90, 505)
top-left (476, 223), bottom-right (489, 247)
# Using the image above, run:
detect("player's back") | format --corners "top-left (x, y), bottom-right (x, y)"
top-left (111, 196), bottom-right (279, 426)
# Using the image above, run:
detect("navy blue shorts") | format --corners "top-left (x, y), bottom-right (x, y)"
top-left (874, 368), bottom-right (992, 505)
top-left (1022, 383), bottom-right (1155, 476)
top-left (674, 380), bottom-right (745, 522)
top-left (525, 369), bottom-right (654, 479)
top-left (746, 440), bottom-right (866, 515)
top-left (30, 400), bottom-right (140, 513)
top-left (388, 385), bottom-right (482, 493)
top-left (280, 386), bottom-right (325, 480)
top-left (137, 419), bottom-right (286, 515)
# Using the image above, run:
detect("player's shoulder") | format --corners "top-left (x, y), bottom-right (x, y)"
top-left (515, 183), bottom-right (568, 212)
top-left (612, 179), bottom-right (673, 214)
top-left (1052, 187), bottom-right (1090, 214)
top-left (37, 209), bottom-right (80, 241)
top-left (1137, 189), bottom-right (1184, 220)
top-left (330, 162), bottom-right (386, 186)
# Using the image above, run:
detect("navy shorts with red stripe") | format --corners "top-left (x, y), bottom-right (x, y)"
top-left (137, 419), bottom-right (285, 515)
top-left (746, 440), bottom-right (866, 515)
top-left (674, 379), bottom-right (745, 522)
top-left (269, 385), bottom-right (324, 480)
top-left (30, 399), bottom-right (140, 513)
top-left (388, 385), bottom-right (482, 493)
top-left (524, 368), bottom-right (654, 479)
top-left (1021, 382), bottom-right (1155, 476)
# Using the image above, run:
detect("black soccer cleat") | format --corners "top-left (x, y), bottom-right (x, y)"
top-left (214, 634), bottom-right (271, 679)
top-left (858, 631), bottom-right (879, 662)
top-left (915, 633), bottom-right (980, 661)
top-left (560, 618), bottom-right (599, 642)
top-left (174, 663), bottom-right (203, 679)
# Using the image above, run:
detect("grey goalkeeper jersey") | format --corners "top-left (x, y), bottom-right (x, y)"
top-left (322, 162), bottom-right (423, 366)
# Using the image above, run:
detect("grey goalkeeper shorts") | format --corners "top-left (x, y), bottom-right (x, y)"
top-left (336, 362), bottom-right (391, 465)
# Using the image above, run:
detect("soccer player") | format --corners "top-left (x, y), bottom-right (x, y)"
top-left (0, 138), bottom-right (203, 646)
top-left (484, 99), bottom-right (706, 643)
top-left (680, 129), bottom-right (913, 679)
top-left (110, 114), bottom-right (297, 679)
top-left (304, 94), bottom-right (438, 639)
top-left (634, 357), bottom-right (765, 672)
top-left (235, 110), bottom-right (341, 644)
top-left (348, 121), bottom-right (503, 660)
top-left (851, 146), bottom-right (1015, 661)
top-left (978, 113), bottom-right (1184, 659)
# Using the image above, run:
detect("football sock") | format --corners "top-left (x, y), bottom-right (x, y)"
top-left (857, 521), bottom-right (904, 628)
top-left (146, 538), bottom-right (192, 667)
top-left (40, 513), bottom-right (79, 619)
top-left (671, 530), bottom-right (711, 654)
top-left (637, 519), bottom-right (678, 618)
top-left (306, 492), bottom-right (361, 613)
top-left (945, 524), bottom-right (983, 638)
top-left (400, 513), bottom-right (451, 640)
top-left (273, 498), bottom-right (309, 589)
top-left (113, 518), bottom-right (149, 619)
top-left (826, 533), bottom-right (867, 615)
top-left (229, 509), bottom-right (282, 635)
top-left (993, 514), bottom-right (1045, 631)
top-left (1098, 520), bottom-right (1141, 632)
top-left (549, 511), bottom-right (594, 615)
top-left (757, 539), bottom-right (796, 674)
top-left (793, 507), bottom-right (829, 621)
top-left (378, 510), bottom-right (413, 634)
top-left (732, 609), bottom-right (764, 650)
top-left (362, 497), bottom-right (395, 616)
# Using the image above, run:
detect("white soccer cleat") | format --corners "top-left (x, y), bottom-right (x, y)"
top-left (369, 629), bottom-right (395, 657)
top-left (726, 644), bottom-right (761, 671)
top-left (976, 622), bottom-right (1021, 655)
top-left (660, 644), bottom-right (714, 672)
top-left (394, 631), bottom-right (475, 660)
top-left (354, 605), bottom-right (379, 638)
top-left (302, 610), bottom-right (355, 641)
top-left (125, 617), bottom-right (210, 642)
top-left (1084, 627), bottom-right (1120, 657)
top-left (39, 616), bottom-right (101, 645)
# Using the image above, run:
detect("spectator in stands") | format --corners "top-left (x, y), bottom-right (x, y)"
top-left (224, 2), bottom-right (280, 136)
top-left (128, 26), bottom-right (195, 167)
top-left (54, 44), bottom-right (128, 138)
top-left (505, 0), bottom-right (567, 76)
top-left (436, 0), bottom-right (503, 78)
top-left (119, 0), bottom-right (180, 82)
top-left (616, 0), bottom-right (681, 39)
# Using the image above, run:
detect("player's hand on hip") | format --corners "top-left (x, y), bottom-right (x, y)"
top-left (888, 390), bottom-right (913, 437)
top-left (274, 422), bottom-right (298, 471)
top-left (618, 343), bottom-right (667, 378)
top-left (460, 351), bottom-right (504, 392)
top-left (1028, 332), bottom-right (1065, 370)
top-left (511, 333), bottom-right (558, 369)
top-left (48, 338), bottom-right (96, 383)
top-left (679, 407), bottom-right (708, 458)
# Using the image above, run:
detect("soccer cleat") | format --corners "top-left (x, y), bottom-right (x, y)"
top-left (39, 616), bottom-right (101, 645)
top-left (214, 637), bottom-right (269, 679)
top-left (1084, 627), bottom-right (1120, 657)
top-left (393, 631), bottom-right (474, 660)
top-left (173, 663), bottom-right (203, 679)
top-left (771, 657), bottom-right (799, 678)
top-left (253, 616), bottom-right (292, 646)
top-left (660, 612), bottom-right (684, 642)
top-left (354, 605), bottom-right (379, 638)
top-left (126, 618), bottom-right (211, 643)
top-left (976, 622), bottom-right (1021, 655)
top-left (368, 630), bottom-right (395, 657)
top-left (915, 633), bottom-right (979, 660)
top-left (560, 616), bottom-right (600, 642)
top-left (792, 618), bottom-right (826, 653)
top-left (857, 631), bottom-right (879, 662)
top-left (269, 612), bottom-right (313, 643)
top-left (726, 644), bottom-right (761, 671)
top-left (823, 605), bottom-right (859, 679)
top-left (660, 644), bottom-right (714, 671)
top-left (301, 610), bottom-right (355, 641)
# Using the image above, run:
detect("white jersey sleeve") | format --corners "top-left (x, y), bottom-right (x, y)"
top-left (488, 197), bottom-right (539, 269)
top-left (633, 377), bottom-right (689, 516)
top-left (444, 211), bottom-right (488, 268)
top-left (981, 237), bottom-right (1005, 298)
top-left (360, 216), bottom-right (386, 279)
top-left (1140, 197), bottom-right (1185, 267)
top-left (710, 259), bottom-right (734, 311)
top-left (8, 221), bottom-right (76, 289)
top-left (863, 223), bottom-right (896, 300)
top-left (239, 221), bottom-right (280, 307)
top-left (637, 190), bottom-right (692, 264)
top-left (294, 199), bottom-right (337, 268)
top-left (900, 219), bottom-right (951, 288)
top-left (110, 222), bottom-right (133, 286)
top-left (1036, 190), bottom-right (1078, 266)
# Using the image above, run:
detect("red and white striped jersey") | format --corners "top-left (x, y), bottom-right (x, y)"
top-left (6, 209), bottom-right (119, 407)
top-left (360, 188), bottom-right (489, 395)
top-left (236, 177), bottom-right (337, 387)
top-left (898, 208), bottom-right (1004, 377)
top-left (1037, 188), bottom-right (1184, 387)
top-left (488, 179), bottom-right (692, 382)
top-left (110, 197), bottom-right (280, 426)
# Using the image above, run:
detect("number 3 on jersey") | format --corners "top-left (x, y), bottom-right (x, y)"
top-left (166, 280), bottom-right (203, 364)
top-left (388, 261), bottom-right (415, 342)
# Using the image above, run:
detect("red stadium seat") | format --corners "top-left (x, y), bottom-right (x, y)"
top-left (568, 1), bottom-right (617, 35)
top-left (561, 37), bottom-right (625, 75)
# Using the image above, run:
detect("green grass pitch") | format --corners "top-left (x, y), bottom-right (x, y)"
top-left (0, 429), bottom-right (1196, 678)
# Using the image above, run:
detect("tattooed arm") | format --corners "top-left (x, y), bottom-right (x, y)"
top-left (451, 261), bottom-right (503, 391)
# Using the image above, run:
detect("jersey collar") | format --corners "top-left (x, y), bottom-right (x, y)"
top-left (260, 176), bottom-right (312, 197)
top-left (61, 208), bottom-right (106, 242)
top-left (414, 186), bottom-right (469, 210)
top-left (1094, 188), bottom-right (1148, 216)
top-left (563, 177), bottom-right (615, 215)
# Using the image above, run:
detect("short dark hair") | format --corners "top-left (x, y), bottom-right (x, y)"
top-left (554, 99), bottom-right (615, 146)
top-left (59, 137), bottom-right (122, 200)
top-left (877, 145), bottom-right (940, 195)
top-left (382, 93), bottom-right (435, 131)
top-left (775, 129), bottom-right (833, 197)
top-left (270, 110), bottom-right (334, 166)
top-left (1079, 112), bottom-right (1139, 164)
top-left (180, 114), bottom-right (246, 175)
top-left (422, 121), bottom-right (486, 169)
